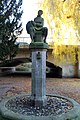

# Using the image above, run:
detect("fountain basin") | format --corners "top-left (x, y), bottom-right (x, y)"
top-left (0, 94), bottom-right (80, 120)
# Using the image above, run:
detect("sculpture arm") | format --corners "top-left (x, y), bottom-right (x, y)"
top-left (34, 17), bottom-right (44, 28)
top-left (30, 21), bottom-right (42, 27)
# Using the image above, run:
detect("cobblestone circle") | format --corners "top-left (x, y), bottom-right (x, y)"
top-left (6, 95), bottom-right (73, 116)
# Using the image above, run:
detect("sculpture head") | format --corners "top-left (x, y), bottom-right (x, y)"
top-left (38, 10), bottom-right (43, 16)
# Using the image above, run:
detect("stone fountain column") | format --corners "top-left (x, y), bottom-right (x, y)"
top-left (26, 10), bottom-right (48, 106)
top-left (29, 37), bottom-right (48, 107)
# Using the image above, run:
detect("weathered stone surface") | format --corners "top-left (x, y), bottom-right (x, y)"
top-left (62, 64), bottom-right (76, 78)
top-left (0, 94), bottom-right (80, 120)
top-left (31, 49), bottom-right (47, 106)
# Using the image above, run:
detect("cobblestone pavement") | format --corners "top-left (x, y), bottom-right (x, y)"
top-left (0, 75), bottom-right (80, 104)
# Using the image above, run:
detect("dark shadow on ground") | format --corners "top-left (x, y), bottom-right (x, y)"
top-left (0, 58), bottom-right (31, 67)
top-left (0, 58), bottom-right (62, 78)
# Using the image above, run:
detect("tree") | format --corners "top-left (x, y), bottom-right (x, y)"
top-left (0, 0), bottom-right (23, 62)
top-left (40, 0), bottom-right (80, 66)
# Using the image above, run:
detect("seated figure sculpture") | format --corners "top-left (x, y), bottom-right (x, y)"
top-left (26, 10), bottom-right (48, 43)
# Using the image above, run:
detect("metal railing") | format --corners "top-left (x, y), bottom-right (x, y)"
top-left (16, 37), bottom-right (31, 44)
top-left (16, 36), bottom-right (53, 48)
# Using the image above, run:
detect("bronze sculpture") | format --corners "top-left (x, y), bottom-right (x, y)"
top-left (26, 10), bottom-right (48, 43)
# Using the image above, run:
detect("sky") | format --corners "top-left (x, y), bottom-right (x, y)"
top-left (21, 0), bottom-right (41, 37)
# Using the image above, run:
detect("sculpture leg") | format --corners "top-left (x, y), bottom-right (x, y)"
top-left (42, 27), bottom-right (48, 43)
top-left (29, 28), bottom-right (35, 41)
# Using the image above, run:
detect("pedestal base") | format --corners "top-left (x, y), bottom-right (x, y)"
top-left (29, 42), bottom-right (48, 107)
top-left (29, 42), bottom-right (49, 49)
top-left (30, 96), bottom-right (47, 107)
top-left (31, 48), bottom-right (47, 106)
top-left (0, 94), bottom-right (80, 120)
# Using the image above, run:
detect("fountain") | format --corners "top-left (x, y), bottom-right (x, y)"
top-left (0, 10), bottom-right (80, 120)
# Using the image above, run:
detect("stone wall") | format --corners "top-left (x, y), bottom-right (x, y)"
top-left (62, 62), bottom-right (79, 78)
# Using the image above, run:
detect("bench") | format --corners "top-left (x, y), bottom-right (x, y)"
top-left (0, 67), bottom-right (15, 75)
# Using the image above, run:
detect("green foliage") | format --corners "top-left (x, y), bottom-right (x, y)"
top-left (0, 0), bottom-right (23, 62)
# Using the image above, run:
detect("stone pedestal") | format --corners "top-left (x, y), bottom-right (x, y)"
top-left (30, 42), bottom-right (48, 106)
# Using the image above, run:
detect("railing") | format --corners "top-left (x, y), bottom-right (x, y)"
top-left (16, 36), bottom-right (53, 48)
top-left (16, 37), bottom-right (31, 44)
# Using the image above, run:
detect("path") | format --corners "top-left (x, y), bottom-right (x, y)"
top-left (0, 76), bottom-right (80, 104)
